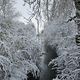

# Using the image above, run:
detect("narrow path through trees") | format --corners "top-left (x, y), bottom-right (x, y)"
top-left (40, 45), bottom-right (58, 80)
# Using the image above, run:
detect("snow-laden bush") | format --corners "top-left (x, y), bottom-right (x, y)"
top-left (49, 53), bottom-right (80, 80)
top-left (43, 0), bottom-right (77, 54)
top-left (0, 21), bottom-right (41, 80)
top-left (0, 0), bottom-right (41, 79)
top-left (42, 0), bottom-right (80, 80)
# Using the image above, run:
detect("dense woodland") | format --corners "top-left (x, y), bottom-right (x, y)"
top-left (0, 0), bottom-right (80, 80)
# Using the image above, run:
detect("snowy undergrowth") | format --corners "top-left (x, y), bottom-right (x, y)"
top-left (0, 21), bottom-right (41, 80)
top-left (42, 0), bottom-right (80, 80)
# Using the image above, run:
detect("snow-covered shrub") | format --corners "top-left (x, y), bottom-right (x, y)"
top-left (0, 19), bottom-right (41, 80)
top-left (42, 0), bottom-right (80, 80)
top-left (11, 22), bottom-right (41, 77)
top-left (0, 0), bottom-right (42, 79)
top-left (49, 53), bottom-right (80, 80)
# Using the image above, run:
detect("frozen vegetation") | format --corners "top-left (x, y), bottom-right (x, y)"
top-left (0, 20), bottom-right (41, 80)
top-left (0, 0), bottom-right (80, 80)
